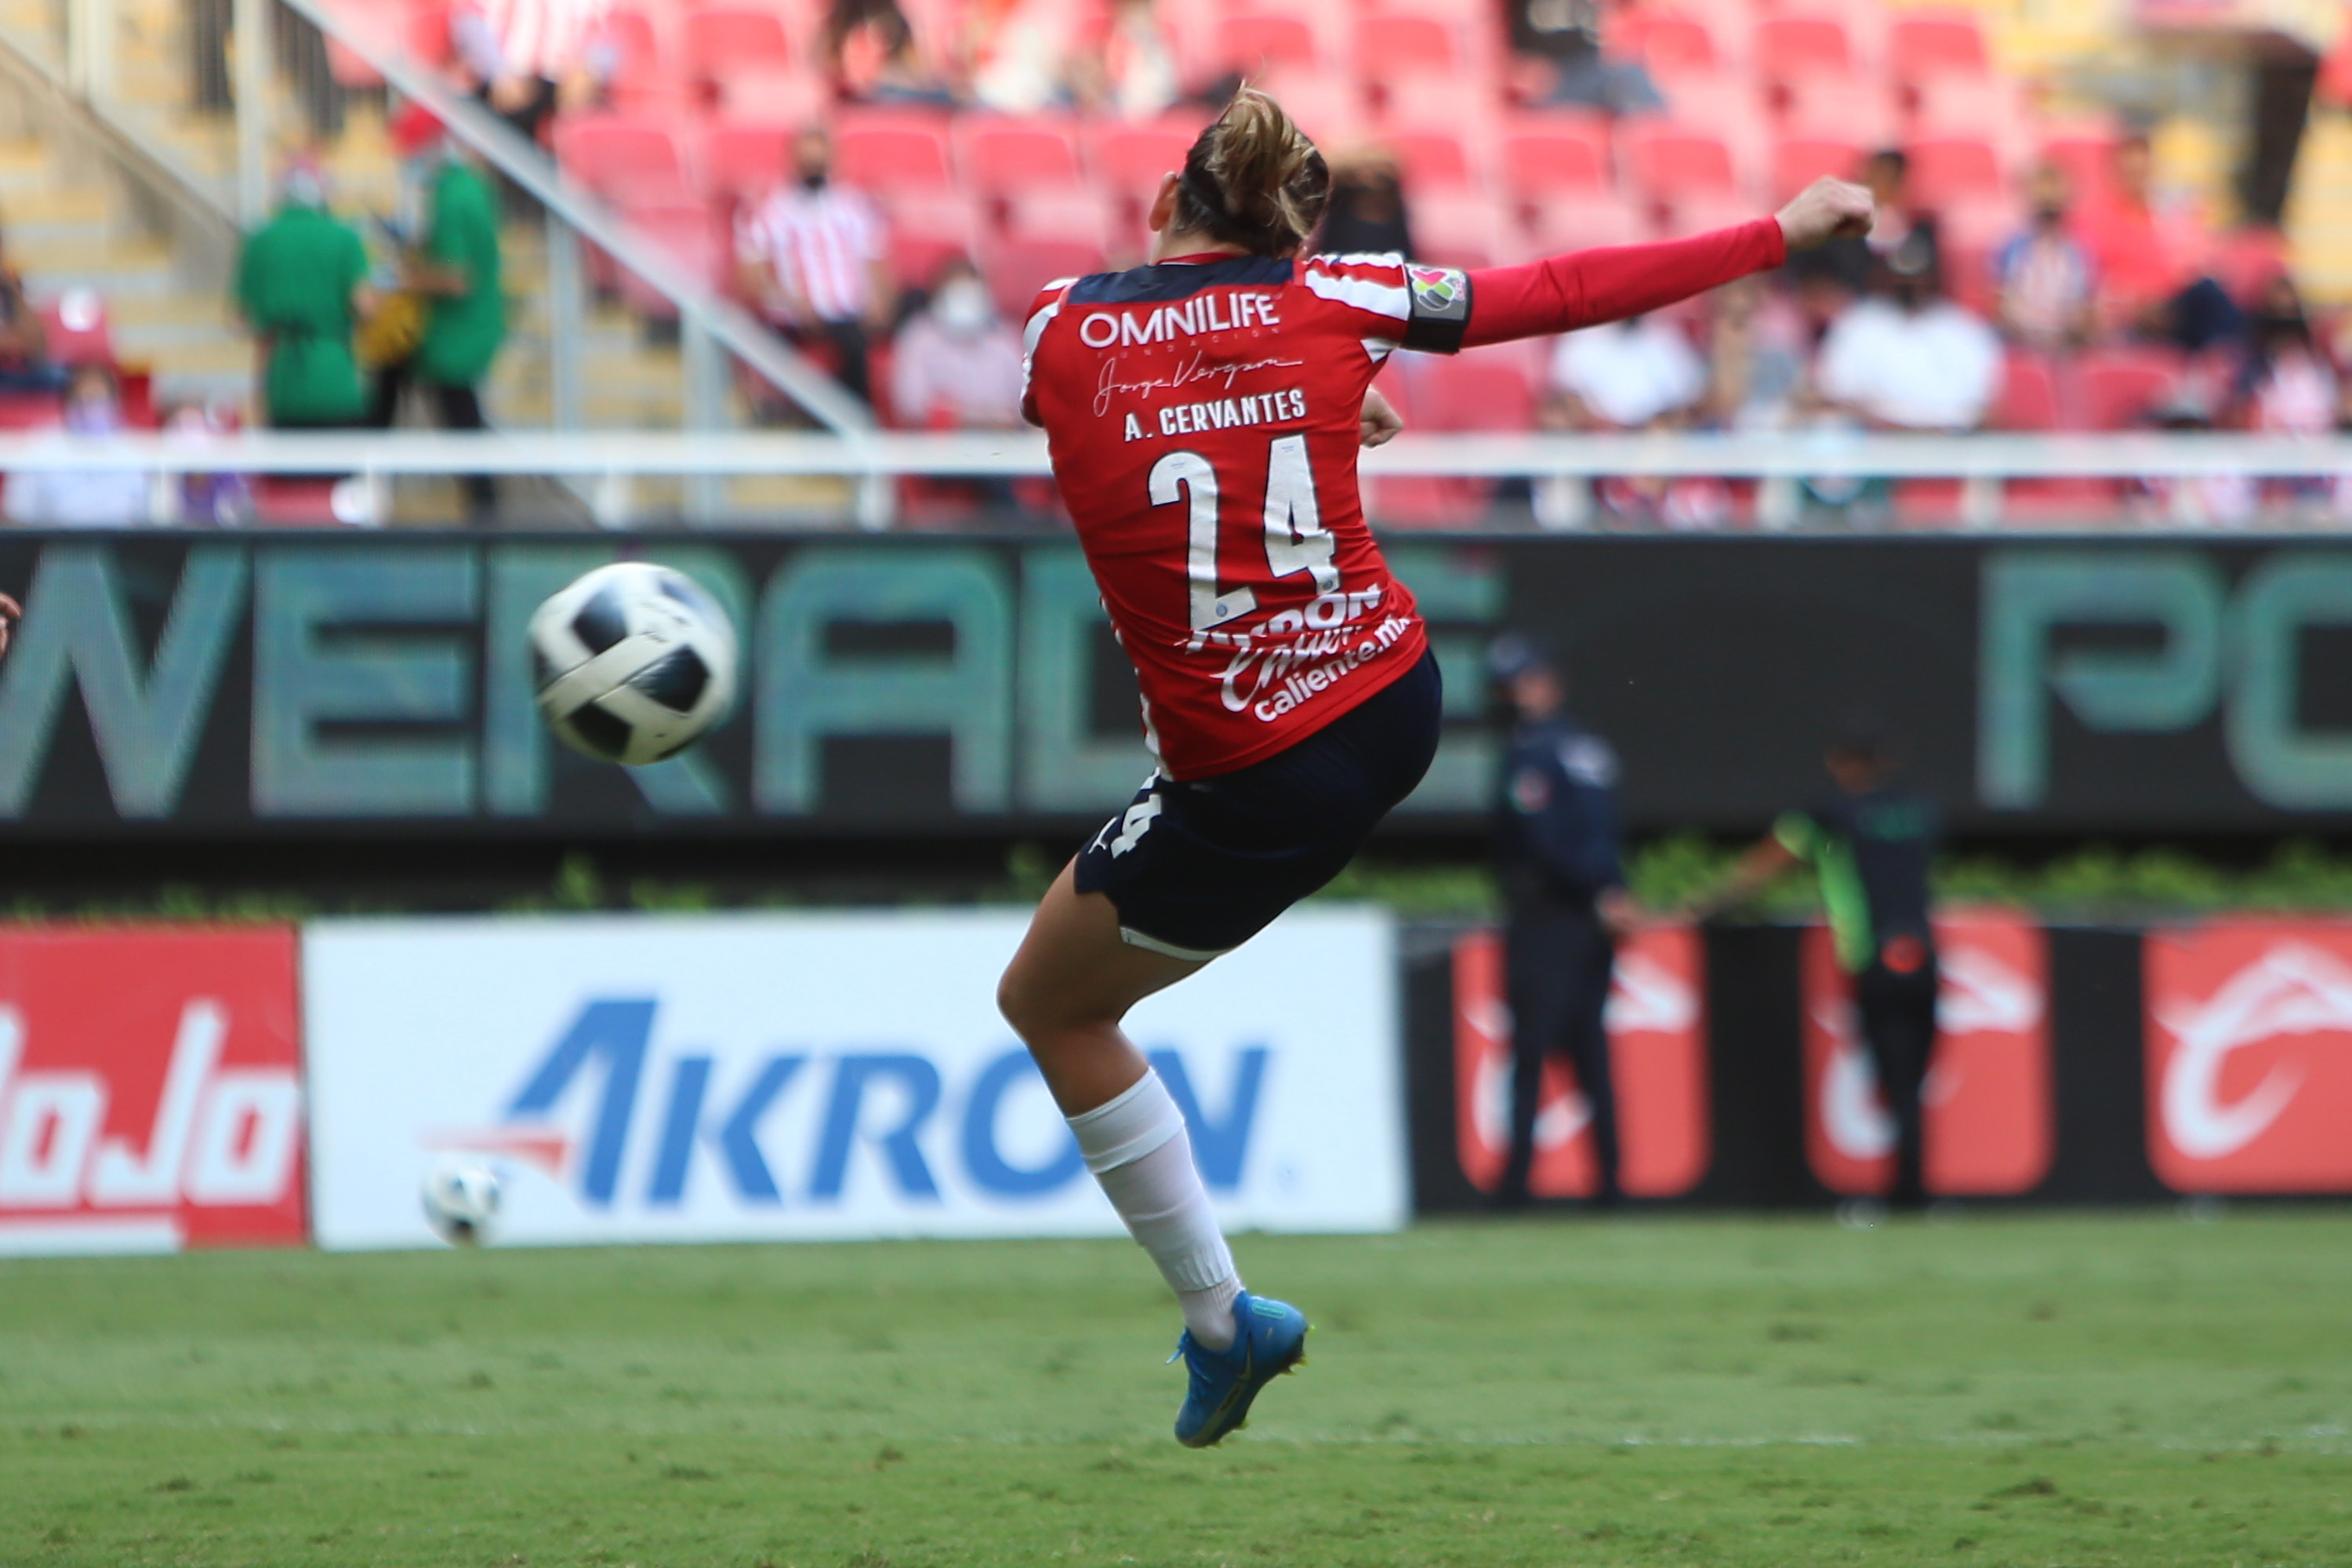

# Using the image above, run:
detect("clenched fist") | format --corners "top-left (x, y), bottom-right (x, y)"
top-left (1776, 178), bottom-right (1876, 252)
top-left (1359, 386), bottom-right (1403, 448)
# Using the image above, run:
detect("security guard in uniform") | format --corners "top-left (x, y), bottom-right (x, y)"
top-left (1698, 724), bottom-right (1940, 1208)
top-left (1490, 637), bottom-right (1638, 1208)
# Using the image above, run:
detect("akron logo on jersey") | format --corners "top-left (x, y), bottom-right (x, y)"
top-left (528, 562), bottom-right (740, 767)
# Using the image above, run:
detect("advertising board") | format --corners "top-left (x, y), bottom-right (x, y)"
top-left (2143, 920), bottom-right (2352, 1193)
top-left (303, 908), bottom-right (1405, 1247)
top-left (0, 927), bottom-right (306, 1254)
top-left (1799, 913), bottom-right (2054, 1198)
top-left (1448, 924), bottom-right (1710, 1200)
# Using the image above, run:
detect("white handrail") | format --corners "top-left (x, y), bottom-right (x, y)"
top-left (1, 430), bottom-right (2347, 477)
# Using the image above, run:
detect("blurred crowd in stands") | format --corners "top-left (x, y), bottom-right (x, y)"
top-left (5, 0), bottom-right (2349, 525)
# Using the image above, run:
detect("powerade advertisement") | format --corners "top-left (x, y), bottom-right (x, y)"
top-left (302, 909), bottom-right (1406, 1248)
top-left (14, 532), bottom-right (2352, 840)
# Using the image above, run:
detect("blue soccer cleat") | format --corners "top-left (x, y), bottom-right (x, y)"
top-left (1172, 1290), bottom-right (1308, 1448)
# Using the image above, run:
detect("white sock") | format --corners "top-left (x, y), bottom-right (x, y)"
top-left (1068, 1070), bottom-right (1241, 1351)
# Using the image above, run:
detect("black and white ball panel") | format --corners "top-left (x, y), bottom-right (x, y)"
top-left (527, 562), bottom-right (739, 767)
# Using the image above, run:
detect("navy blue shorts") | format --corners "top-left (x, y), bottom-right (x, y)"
top-left (1074, 651), bottom-right (1444, 959)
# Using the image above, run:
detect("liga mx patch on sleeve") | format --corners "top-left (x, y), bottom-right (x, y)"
top-left (1401, 263), bottom-right (1471, 353)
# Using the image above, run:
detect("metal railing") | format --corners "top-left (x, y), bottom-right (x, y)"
top-left (5, 429), bottom-right (2348, 530)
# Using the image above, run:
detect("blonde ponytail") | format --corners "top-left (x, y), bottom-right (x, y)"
top-left (1173, 87), bottom-right (1330, 256)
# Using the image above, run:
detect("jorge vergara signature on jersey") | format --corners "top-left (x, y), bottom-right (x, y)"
top-left (1094, 351), bottom-right (1308, 419)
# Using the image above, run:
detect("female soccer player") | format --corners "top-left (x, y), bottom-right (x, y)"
top-left (996, 87), bottom-right (1872, 1446)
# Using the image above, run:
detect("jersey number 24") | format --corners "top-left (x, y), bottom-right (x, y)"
top-left (1150, 435), bottom-right (1339, 634)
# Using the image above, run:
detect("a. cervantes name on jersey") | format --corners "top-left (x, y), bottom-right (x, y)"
top-left (1022, 251), bottom-right (1472, 779)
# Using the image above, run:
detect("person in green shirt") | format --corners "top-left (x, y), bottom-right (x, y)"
top-left (236, 161), bottom-right (376, 428)
top-left (375, 103), bottom-right (505, 519)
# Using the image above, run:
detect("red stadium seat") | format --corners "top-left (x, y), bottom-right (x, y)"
top-left (552, 115), bottom-right (689, 200)
top-left (1380, 74), bottom-right (1508, 135)
top-left (1778, 73), bottom-right (1893, 141)
top-left (1656, 191), bottom-right (1753, 238)
top-left (682, 5), bottom-right (791, 85)
top-left (1500, 117), bottom-right (1611, 196)
top-left (1355, 13), bottom-right (1458, 75)
top-left (1624, 13), bottom-right (1719, 77)
top-left (696, 122), bottom-right (793, 204)
top-left (1408, 192), bottom-right (1519, 269)
top-left (878, 189), bottom-right (981, 292)
top-left (1215, 13), bottom-right (1321, 74)
top-left (833, 113), bottom-right (953, 191)
top-left (1620, 122), bottom-right (1740, 201)
top-left (1388, 129), bottom-right (1478, 193)
top-left (953, 118), bottom-right (1085, 194)
top-left (38, 290), bottom-right (111, 367)
top-left (1417, 349), bottom-right (1536, 430)
top-left (712, 69), bottom-right (827, 121)
top-left (1004, 189), bottom-right (1122, 250)
top-left (1087, 122), bottom-right (1200, 191)
top-left (1254, 71), bottom-right (1364, 143)
top-left (1992, 350), bottom-right (2062, 430)
top-left (1770, 136), bottom-right (1864, 202)
top-left (1754, 16), bottom-right (1853, 80)
top-left (604, 6), bottom-right (665, 89)
top-left (2039, 129), bottom-right (2118, 202)
top-left (2078, 346), bottom-right (2184, 430)
top-left (615, 200), bottom-right (726, 318)
top-left (1889, 12), bottom-right (1989, 82)
top-left (1904, 136), bottom-right (2004, 208)
top-left (979, 238), bottom-right (1104, 321)
top-left (1525, 191), bottom-right (1650, 252)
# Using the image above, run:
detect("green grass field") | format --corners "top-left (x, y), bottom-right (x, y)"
top-left (4, 1213), bottom-right (2348, 1566)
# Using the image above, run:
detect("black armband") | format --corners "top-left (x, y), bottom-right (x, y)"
top-left (1399, 263), bottom-right (1472, 354)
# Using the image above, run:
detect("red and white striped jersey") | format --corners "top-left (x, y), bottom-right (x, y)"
top-left (462, 0), bottom-right (610, 81)
top-left (735, 184), bottom-right (886, 325)
top-left (1022, 251), bottom-right (1473, 779)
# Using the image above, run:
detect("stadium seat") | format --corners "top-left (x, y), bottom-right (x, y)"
top-left (1004, 189), bottom-right (1122, 250)
top-left (1500, 116), bottom-right (1611, 197)
top-left (1524, 191), bottom-right (1649, 252)
top-left (696, 122), bottom-right (793, 204)
top-left (553, 116), bottom-right (690, 201)
top-left (682, 5), bottom-right (792, 89)
top-left (878, 189), bottom-right (981, 293)
top-left (1903, 136), bottom-right (2005, 208)
top-left (712, 69), bottom-right (827, 122)
top-left (38, 289), bottom-right (111, 367)
top-left (1254, 71), bottom-right (1364, 144)
top-left (1992, 350), bottom-right (2062, 430)
top-left (1656, 191), bottom-right (1755, 238)
top-left (1770, 136), bottom-right (1864, 202)
top-left (2078, 345), bottom-right (2184, 430)
top-left (1408, 191), bottom-right (1519, 268)
top-left (1388, 129), bottom-right (1478, 194)
top-left (2039, 129), bottom-right (2118, 202)
top-left (1777, 74), bottom-right (1893, 143)
top-left (1086, 122), bottom-right (1202, 191)
top-left (1888, 12), bottom-right (1990, 83)
top-left (833, 113), bottom-right (954, 192)
top-left (0, 391), bottom-right (60, 429)
top-left (1380, 74), bottom-right (1508, 136)
top-left (604, 7), bottom-right (666, 91)
top-left (1356, 13), bottom-right (1459, 76)
top-left (1624, 13), bottom-right (1720, 78)
top-left (1906, 74), bottom-right (2027, 153)
top-left (978, 237), bottom-right (1105, 321)
top-left (1620, 122), bottom-right (1741, 201)
top-left (953, 118), bottom-right (1085, 195)
top-left (1418, 347), bottom-right (1537, 430)
top-left (615, 200), bottom-right (727, 318)
top-left (1215, 13), bottom-right (1322, 75)
top-left (1753, 16), bottom-right (1853, 82)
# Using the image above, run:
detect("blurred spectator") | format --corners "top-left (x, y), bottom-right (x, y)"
top-left (1318, 149), bottom-right (1414, 258)
top-left (0, 219), bottom-right (60, 394)
top-left (1543, 312), bottom-right (1717, 525)
top-left (1073, 0), bottom-right (1182, 121)
top-left (9, 364), bottom-right (151, 527)
top-left (2076, 132), bottom-right (2238, 350)
top-left (236, 160), bottom-right (376, 430)
top-left (1814, 227), bottom-right (2000, 432)
top-left (967, 0), bottom-right (1087, 114)
top-left (826, 0), bottom-right (956, 107)
top-left (374, 106), bottom-right (506, 521)
top-left (1787, 150), bottom-right (1914, 312)
top-left (453, 0), bottom-right (617, 147)
top-left (2135, 381), bottom-right (2256, 524)
top-left (1992, 162), bottom-right (2096, 353)
top-left (1503, 0), bottom-right (1663, 114)
top-left (735, 127), bottom-right (895, 408)
top-left (190, 2), bottom-right (346, 140)
top-left (1707, 275), bottom-right (1809, 432)
top-left (2239, 274), bottom-right (2335, 434)
top-left (162, 401), bottom-right (255, 527)
top-left (890, 258), bottom-right (1024, 430)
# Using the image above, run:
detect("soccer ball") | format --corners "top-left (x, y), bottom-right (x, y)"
top-left (528, 562), bottom-right (739, 765)
top-left (421, 1160), bottom-right (502, 1247)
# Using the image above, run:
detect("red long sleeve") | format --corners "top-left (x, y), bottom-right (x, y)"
top-left (1461, 218), bottom-right (1788, 347)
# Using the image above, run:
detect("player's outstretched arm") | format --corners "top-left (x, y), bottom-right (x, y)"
top-left (1460, 177), bottom-right (1875, 348)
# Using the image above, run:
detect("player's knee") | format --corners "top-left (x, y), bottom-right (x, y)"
top-left (996, 964), bottom-right (1044, 1042)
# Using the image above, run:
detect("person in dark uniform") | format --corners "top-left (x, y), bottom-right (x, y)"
top-left (1698, 724), bottom-right (1940, 1208)
top-left (1490, 636), bottom-right (1638, 1208)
